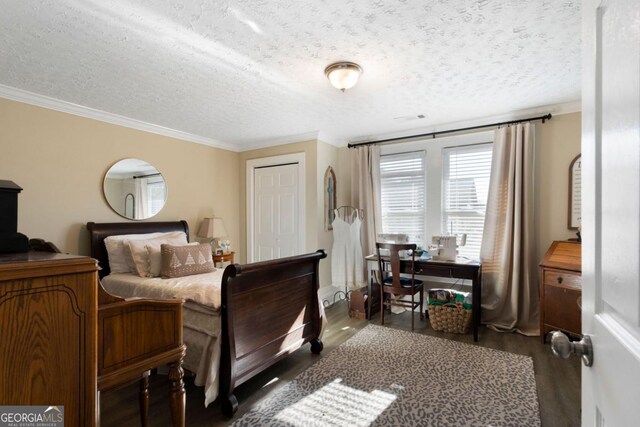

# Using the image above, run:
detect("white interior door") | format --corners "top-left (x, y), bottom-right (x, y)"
top-left (582, 0), bottom-right (640, 424)
top-left (253, 163), bottom-right (300, 262)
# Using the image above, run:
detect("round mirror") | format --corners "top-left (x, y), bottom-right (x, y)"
top-left (103, 159), bottom-right (168, 220)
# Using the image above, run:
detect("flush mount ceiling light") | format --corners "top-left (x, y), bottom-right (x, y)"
top-left (325, 62), bottom-right (363, 92)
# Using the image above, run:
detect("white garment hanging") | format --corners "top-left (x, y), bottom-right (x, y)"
top-left (331, 209), bottom-right (365, 290)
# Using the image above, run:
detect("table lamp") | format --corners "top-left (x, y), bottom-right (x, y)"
top-left (197, 217), bottom-right (228, 253)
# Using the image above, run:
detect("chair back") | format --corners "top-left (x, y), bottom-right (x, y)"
top-left (377, 233), bottom-right (409, 244)
top-left (376, 242), bottom-right (417, 289)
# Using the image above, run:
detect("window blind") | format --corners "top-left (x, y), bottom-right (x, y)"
top-left (442, 144), bottom-right (493, 259)
top-left (380, 151), bottom-right (426, 245)
top-left (147, 180), bottom-right (166, 217)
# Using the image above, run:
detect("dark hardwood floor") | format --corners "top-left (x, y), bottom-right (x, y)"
top-left (100, 301), bottom-right (581, 426)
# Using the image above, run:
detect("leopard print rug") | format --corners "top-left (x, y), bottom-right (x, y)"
top-left (231, 324), bottom-right (540, 426)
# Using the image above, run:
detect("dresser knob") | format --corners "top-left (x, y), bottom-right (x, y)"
top-left (557, 276), bottom-right (563, 284)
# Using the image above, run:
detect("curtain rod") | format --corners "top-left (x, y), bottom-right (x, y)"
top-left (347, 113), bottom-right (552, 148)
top-left (133, 172), bottom-right (162, 179)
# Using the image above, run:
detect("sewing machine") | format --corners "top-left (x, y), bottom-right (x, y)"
top-left (431, 234), bottom-right (466, 261)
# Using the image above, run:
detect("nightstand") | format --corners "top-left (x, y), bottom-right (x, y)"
top-left (213, 251), bottom-right (234, 265)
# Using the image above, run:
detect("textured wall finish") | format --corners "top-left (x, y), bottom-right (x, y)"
top-left (0, 1), bottom-right (581, 149)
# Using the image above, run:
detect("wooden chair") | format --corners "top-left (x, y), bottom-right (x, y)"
top-left (29, 238), bottom-right (186, 426)
top-left (376, 242), bottom-right (424, 331)
top-left (97, 287), bottom-right (186, 427)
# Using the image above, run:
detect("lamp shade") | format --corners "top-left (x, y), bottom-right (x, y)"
top-left (325, 62), bottom-right (362, 92)
top-left (197, 217), bottom-right (227, 239)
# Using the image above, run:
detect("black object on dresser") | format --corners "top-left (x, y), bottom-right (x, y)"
top-left (0, 180), bottom-right (29, 253)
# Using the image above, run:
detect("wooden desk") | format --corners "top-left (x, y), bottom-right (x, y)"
top-left (365, 255), bottom-right (482, 341)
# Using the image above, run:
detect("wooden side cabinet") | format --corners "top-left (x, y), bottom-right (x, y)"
top-left (540, 241), bottom-right (582, 341)
top-left (213, 251), bottom-right (234, 265)
top-left (0, 252), bottom-right (98, 426)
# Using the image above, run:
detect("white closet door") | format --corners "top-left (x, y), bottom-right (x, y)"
top-left (253, 163), bottom-right (299, 261)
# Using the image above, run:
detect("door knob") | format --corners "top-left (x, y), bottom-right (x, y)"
top-left (550, 331), bottom-right (593, 367)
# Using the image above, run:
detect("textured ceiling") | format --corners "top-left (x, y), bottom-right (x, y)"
top-left (0, 0), bottom-right (581, 150)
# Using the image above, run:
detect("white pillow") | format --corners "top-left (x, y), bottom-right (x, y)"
top-left (128, 233), bottom-right (188, 277)
top-left (104, 232), bottom-right (185, 274)
top-left (148, 242), bottom-right (200, 277)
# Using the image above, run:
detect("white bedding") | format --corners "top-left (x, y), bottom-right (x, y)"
top-left (102, 271), bottom-right (223, 406)
top-left (101, 269), bottom-right (327, 408)
top-left (102, 270), bottom-right (224, 310)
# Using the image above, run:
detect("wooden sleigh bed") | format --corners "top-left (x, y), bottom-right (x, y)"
top-left (87, 220), bottom-right (326, 417)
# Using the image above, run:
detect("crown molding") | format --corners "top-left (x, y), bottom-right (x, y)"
top-left (0, 84), bottom-right (239, 152)
top-left (237, 130), bottom-right (345, 152)
top-left (237, 131), bottom-right (321, 152)
top-left (316, 131), bottom-right (343, 148)
top-left (0, 83), bottom-right (581, 153)
top-left (348, 100), bottom-right (582, 145)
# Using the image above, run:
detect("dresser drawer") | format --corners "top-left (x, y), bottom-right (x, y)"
top-left (543, 285), bottom-right (581, 335)
top-left (544, 269), bottom-right (581, 290)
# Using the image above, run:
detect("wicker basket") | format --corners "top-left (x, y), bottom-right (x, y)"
top-left (428, 303), bottom-right (472, 334)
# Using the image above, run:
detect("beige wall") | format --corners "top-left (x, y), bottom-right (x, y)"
top-left (317, 141), bottom-right (340, 288)
top-left (0, 95), bottom-right (580, 285)
top-left (536, 112), bottom-right (581, 261)
top-left (238, 140), bottom-right (343, 289)
top-left (0, 97), bottom-right (240, 256)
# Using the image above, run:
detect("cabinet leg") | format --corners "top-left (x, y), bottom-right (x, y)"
top-left (139, 371), bottom-right (150, 427)
top-left (168, 361), bottom-right (185, 427)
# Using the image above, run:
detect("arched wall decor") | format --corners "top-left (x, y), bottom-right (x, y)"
top-left (568, 154), bottom-right (581, 230)
top-left (324, 166), bottom-right (337, 231)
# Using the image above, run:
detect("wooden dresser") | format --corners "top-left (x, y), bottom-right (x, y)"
top-left (0, 252), bottom-right (98, 426)
top-left (539, 241), bottom-right (582, 341)
top-left (0, 250), bottom-right (186, 426)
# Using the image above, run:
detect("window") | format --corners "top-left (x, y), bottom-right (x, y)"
top-left (442, 144), bottom-right (492, 259)
top-left (147, 179), bottom-right (166, 217)
top-left (380, 151), bottom-right (426, 244)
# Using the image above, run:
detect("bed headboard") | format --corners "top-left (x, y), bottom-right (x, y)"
top-left (86, 220), bottom-right (189, 278)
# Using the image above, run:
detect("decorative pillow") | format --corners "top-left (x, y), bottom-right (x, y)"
top-left (122, 231), bottom-right (187, 273)
top-left (104, 232), bottom-right (168, 274)
top-left (161, 243), bottom-right (215, 278)
top-left (148, 242), bottom-right (199, 277)
top-left (128, 233), bottom-right (188, 277)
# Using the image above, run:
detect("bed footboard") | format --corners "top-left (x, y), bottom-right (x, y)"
top-left (218, 250), bottom-right (327, 417)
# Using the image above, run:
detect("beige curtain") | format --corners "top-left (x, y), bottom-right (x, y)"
top-left (480, 123), bottom-right (539, 336)
top-left (134, 177), bottom-right (149, 220)
top-left (350, 144), bottom-right (382, 261)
